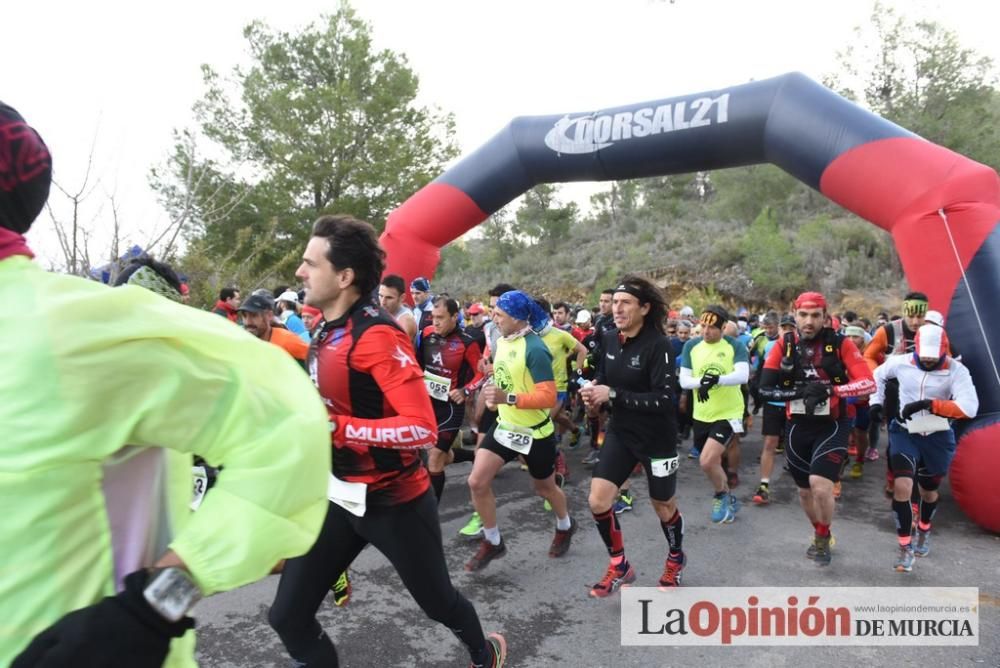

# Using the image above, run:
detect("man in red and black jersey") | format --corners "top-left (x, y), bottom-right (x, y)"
top-left (759, 292), bottom-right (875, 567)
top-left (418, 295), bottom-right (484, 503)
top-left (268, 215), bottom-right (506, 668)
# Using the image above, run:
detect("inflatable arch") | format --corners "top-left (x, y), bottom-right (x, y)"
top-left (379, 72), bottom-right (1000, 533)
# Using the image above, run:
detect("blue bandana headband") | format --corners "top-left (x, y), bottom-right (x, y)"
top-left (495, 290), bottom-right (550, 331)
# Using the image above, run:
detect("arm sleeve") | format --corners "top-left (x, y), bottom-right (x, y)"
top-left (758, 338), bottom-right (801, 400)
top-left (864, 326), bottom-right (888, 371)
top-left (719, 362), bottom-right (750, 386)
top-left (832, 337), bottom-right (876, 398)
top-left (932, 361), bottom-right (978, 419)
top-left (333, 325), bottom-right (436, 450)
top-left (611, 338), bottom-right (673, 414)
top-left (678, 366), bottom-right (700, 390)
top-left (460, 340), bottom-right (484, 391)
top-left (871, 357), bottom-right (898, 407)
top-left (515, 340), bottom-right (557, 410)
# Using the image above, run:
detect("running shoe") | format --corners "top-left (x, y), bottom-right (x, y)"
top-left (752, 483), bottom-right (770, 505)
top-left (331, 570), bottom-right (351, 607)
top-left (687, 446), bottom-right (701, 460)
top-left (548, 518), bottom-right (577, 558)
top-left (459, 512), bottom-right (484, 538)
top-left (866, 447), bottom-right (880, 462)
top-left (466, 538), bottom-right (507, 571)
top-left (812, 535), bottom-right (832, 566)
top-left (711, 495), bottom-right (734, 523)
top-left (613, 492), bottom-right (634, 515)
top-left (582, 448), bottom-right (601, 467)
top-left (806, 533), bottom-right (836, 559)
top-left (589, 558), bottom-right (636, 598)
top-left (849, 461), bottom-right (864, 479)
top-left (567, 429), bottom-right (581, 450)
top-left (894, 544), bottom-right (915, 572)
top-left (913, 529), bottom-right (931, 557)
top-left (544, 472), bottom-right (565, 512)
top-left (658, 552), bottom-right (686, 589)
top-left (473, 632), bottom-right (507, 668)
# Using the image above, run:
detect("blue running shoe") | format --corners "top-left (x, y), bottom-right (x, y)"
top-left (913, 529), bottom-right (931, 557)
top-left (711, 495), bottom-right (734, 523)
top-left (894, 544), bottom-right (915, 572)
top-left (688, 447), bottom-right (701, 460)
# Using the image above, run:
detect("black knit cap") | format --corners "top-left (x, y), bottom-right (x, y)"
top-left (0, 101), bottom-right (52, 233)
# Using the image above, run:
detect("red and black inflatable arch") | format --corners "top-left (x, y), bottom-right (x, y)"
top-left (379, 72), bottom-right (1000, 533)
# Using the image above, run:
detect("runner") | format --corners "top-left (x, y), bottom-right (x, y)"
top-left (752, 313), bottom-right (795, 505)
top-left (456, 283), bottom-right (517, 539)
top-left (238, 293), bottom-right (309, 364)
top-left (417, 296), bottom-right (484, 503)
top-left (758, 292), bottom-right (875, 567)
top-left (844, 325), bottom-right (873, 480)
top-left (465, 291), bottom-right (576, 571)
top-left (678, 306), bottom-right (749, 523)
top-left (379, 273), bottom-right (418, 340)
top-left (409, 276), bottom-right (436, 336)
top-left (268, 215), bottom-right (505, 667)
top-left (871, 325), bottom-right (978, 572)
top-left (535, 298), bottom-right (587, 469)
top-left (581, 276), bottom-right (686, 596)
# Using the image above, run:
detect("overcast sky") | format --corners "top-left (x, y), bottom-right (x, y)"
top-left (6, 0), bottom-right (999, 267)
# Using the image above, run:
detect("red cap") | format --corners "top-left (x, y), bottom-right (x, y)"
top-left (467, 303), bottom-right (484, 315)
top-left (794, 291), bottom-right (827, 310)
top-left (301, 305), bottom-right (322, 318)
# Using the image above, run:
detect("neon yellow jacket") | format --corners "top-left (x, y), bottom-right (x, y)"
top-left (0, 256), bottom-right (331, 666)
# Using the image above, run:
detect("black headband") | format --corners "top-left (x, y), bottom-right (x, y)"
top-left (614, 283), bottom-right (645, 302)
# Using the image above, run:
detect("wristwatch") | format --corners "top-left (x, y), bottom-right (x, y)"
top-left (506, 393), bottom-right (517, 405)
top-left (143, 567), bottom-right (202, 623)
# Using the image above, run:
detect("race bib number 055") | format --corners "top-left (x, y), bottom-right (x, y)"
top-left (424, 371), bottom-right (452, 402)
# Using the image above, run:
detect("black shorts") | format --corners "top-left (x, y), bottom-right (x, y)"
top-left (784, 417), bottom-right (851, 488)
top-left (477, 405), bottom-right (498, 435)
top-left (761, 403), bottom-right (787, 437)
top-left (593, 429), bottom-right (679, 501)
top-left (480, 424), bottom-right (558, 480)
top-left (432, 399), bottom-right (465, 452)
top-left (693, 419), bottom-right (740, 451)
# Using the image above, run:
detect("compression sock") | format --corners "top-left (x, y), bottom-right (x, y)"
top-left (593, 508), bottom-right (624, 557)
top-left (661, 509), bottom-right (684, 557)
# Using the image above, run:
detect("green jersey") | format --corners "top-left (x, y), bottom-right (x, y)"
top-left (540, 326), bottom-right (579, 392)
top-left (493, 332), bottom-right (556, 438)
top-left (680, 335), bottom-right (748, 422)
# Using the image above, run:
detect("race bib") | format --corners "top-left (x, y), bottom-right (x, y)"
top-left (494, 421), bottom-right (534, 454)
top-left (904, 413), bottom-right (951, 434)
top-left (789, 398), bottom-right (830, 416)
top-left (728, 419), bottom-right (745, 434)
top-left (191, 466), bottom-right (208, 511)
top-left (650, 456), bottom-right (680, 478)
top-left (328, 473), bottom-right (367, 517)
top-left (424, 371), bottom-right (452, 402)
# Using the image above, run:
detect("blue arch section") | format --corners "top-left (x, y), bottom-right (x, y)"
top-left (437, 72), bottom-right (913, 216)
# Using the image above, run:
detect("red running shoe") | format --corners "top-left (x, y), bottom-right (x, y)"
top-left (658, 552), bottom-right (687, 589)
top-left (589, 558), bottom-right (636, 598)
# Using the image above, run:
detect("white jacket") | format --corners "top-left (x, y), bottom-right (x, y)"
top-left (872, 354), bottom-right (978, 419)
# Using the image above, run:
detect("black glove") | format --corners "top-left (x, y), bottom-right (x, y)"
top-left (869, 404), bottom-right (883, 425)
top-left (13, 570), bottom-right (195, 668)
top-left (900, 399), bottom-right (934, 422)
top-left (697, 373), bottom-right (720, 402)
top-left (801, 382), bottom-right (830, 416)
